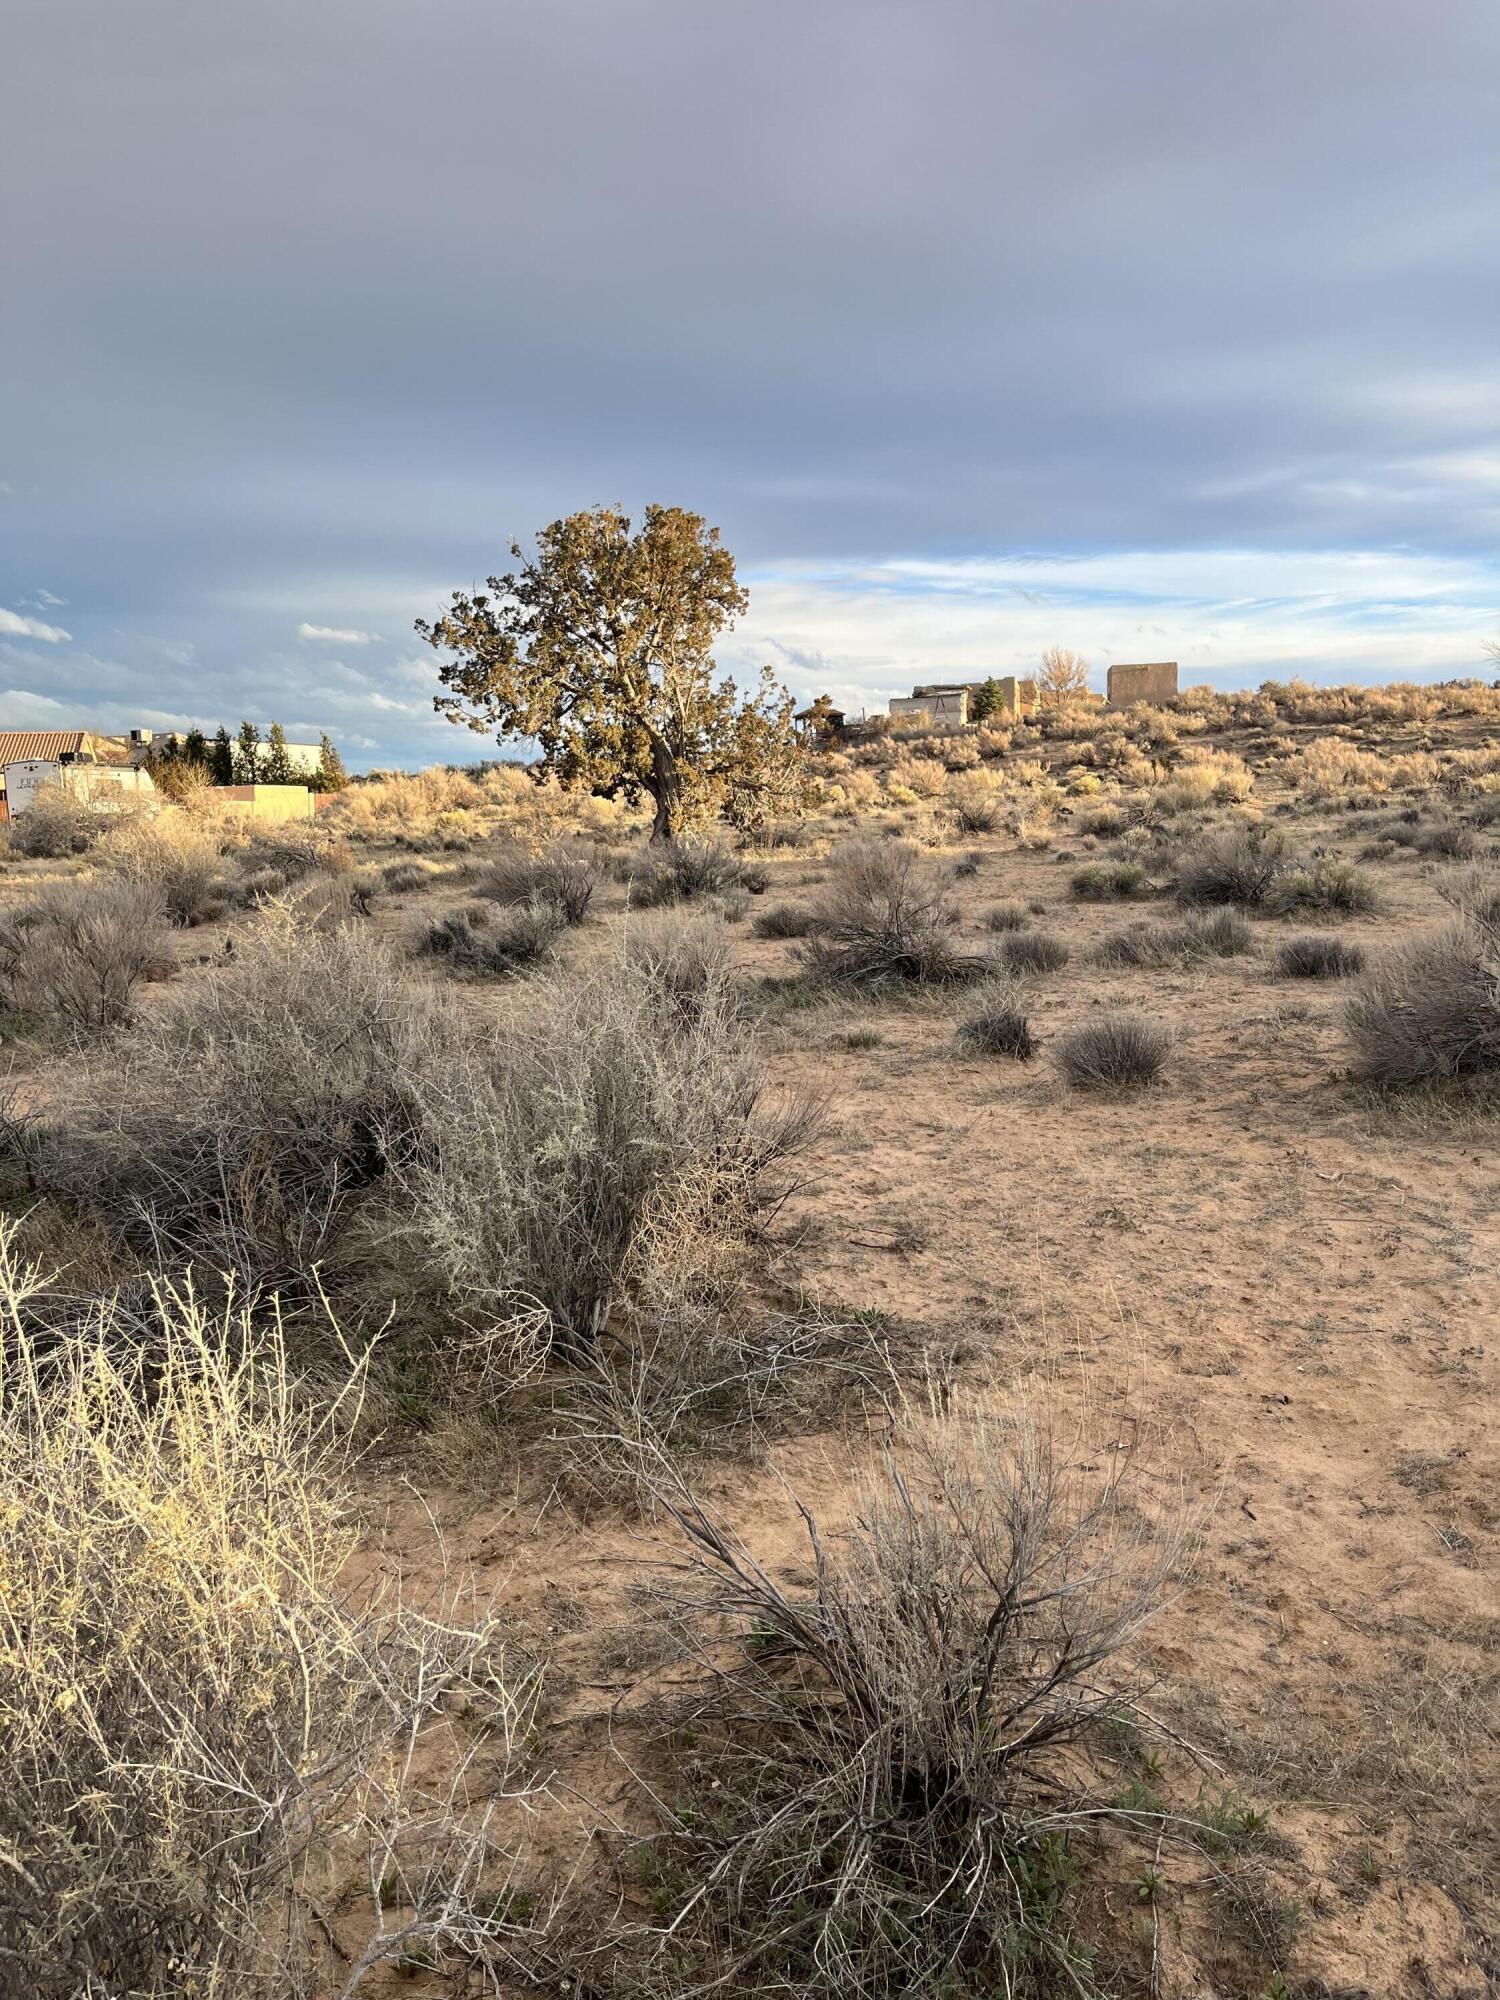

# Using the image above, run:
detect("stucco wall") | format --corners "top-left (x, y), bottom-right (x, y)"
top-left (1106, 661), bottom-right (1179, 708)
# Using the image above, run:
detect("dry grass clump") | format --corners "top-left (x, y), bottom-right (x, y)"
top-left (1174, 822), bottom-right (1289, 907)
top-left (622, 1409), bottom-right (1182, 1998)
top-left (1269, 853), bottom-right (1377, 917)
top-left (1437, 861), bottom-right (1500, 928)
top-left (476, 841), bottom-right (600, 925)
top-left (0, 877), bottom-right (173, 1033)
top-left (0, 1231), bottom-right (539, 2000)
top-left (419, 901), bottom-right (566, 976)
top-left (990, 929), bottom-right (1070, 976)
top-left (1344, 915), bottom-right (1500, 1083)
top-left (1054, 1011), bottom-right (1170, 1090)
top-left (1276, 933), bottom-right (1366, 979)
top-left (982, 899), bottom-right (1031, 932)
top-left (382, 857), bottom-right (435, 893)
top-left (956, 985), bottom-right (1036, 1059)
top-left (799, 840), bottom-right (986, 988)
top-left (20, 907), bottom-right (460, 1286)
top-left (627, 837), bottom-right (743, 907)
top-left (398, 923), bottom-right (818, 1356)
top-left (1070, 858), bottom-right (1147, 901)
top-left (752, 900), bottom-right (819, 939)
top-left (947, 771), bottom-right (1005, 833)
top-left (1093, 908), bottom-right (1251, 968)
top-left (1149, 749), bottom-right (1254, 816)
top-left (106, 810), bottom-right (232, 925)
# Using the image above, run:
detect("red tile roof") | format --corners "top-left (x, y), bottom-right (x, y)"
top-left (0, 730), bottom-right (89, 765)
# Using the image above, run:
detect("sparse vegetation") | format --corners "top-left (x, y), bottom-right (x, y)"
top-left (0, 877), bottom-right (172, 1033)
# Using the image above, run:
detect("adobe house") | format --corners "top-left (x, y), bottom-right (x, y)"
top-left (1107, 661), bottom-right (1179, 708)
top-left (890, 684), bottom-right (971, 726)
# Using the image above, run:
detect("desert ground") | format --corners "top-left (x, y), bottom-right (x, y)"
top-left (3, 681), bottom-right (1497, 2000)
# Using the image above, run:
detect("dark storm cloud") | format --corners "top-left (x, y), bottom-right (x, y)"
top-left (4, 0), bottom-right (1499, 760)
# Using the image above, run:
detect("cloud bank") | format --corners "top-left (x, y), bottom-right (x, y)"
top-left (3, 0), bottom-right (1498, 764)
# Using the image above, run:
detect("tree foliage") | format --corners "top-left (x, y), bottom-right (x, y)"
top-left (969, 676), bottom-right (1008, 723)
top-left (260, 722), bottom-right (296, 784)
top-left (315, 732), bottom-right (348, 791)
top-left (232, 721), bottom-right (261, 784)
top-left (1038, 646), bottom-right (1090, 706)
top-left (419, 504), bottom-right (809, 838)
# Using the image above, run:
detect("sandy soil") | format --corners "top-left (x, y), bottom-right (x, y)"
top-left (338, 792), bottom-right (1496, 1999)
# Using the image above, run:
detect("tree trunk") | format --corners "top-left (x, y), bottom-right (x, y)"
top-left (648, 737), bottom-right (682, 842)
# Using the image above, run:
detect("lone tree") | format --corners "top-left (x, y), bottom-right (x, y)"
top-left (1037, 646), bottom-right (1090, 706)
top-left (419, 504), bottom-right (806, 839)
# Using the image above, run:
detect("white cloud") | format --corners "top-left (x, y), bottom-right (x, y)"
top-left (298, 622), bottom-right (380, 644)
top-left (33, 588), bottom-right (66, 607)
top-left (0, 687), bottom-right (71, 722)
top-left (726, 546), bottom-right (1500, 716)
top-left (0, 607), bottom-right (71, 643)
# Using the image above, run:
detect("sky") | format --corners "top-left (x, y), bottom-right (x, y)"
top-left (4, 0), bottom-right (1499, 769)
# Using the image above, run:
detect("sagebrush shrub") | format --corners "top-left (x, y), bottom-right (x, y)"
top-left (107, 813), bottom-right (230, 926)
top-left (4, 784), bottom-right (105, 858)
top-left (0, 877), bottom-right (172, 1033)
top-left (398, 926), bottom-right (818, 1351)
top-left (420, 901), bottom-right (565, 975)
top-left (627, 1413), bottom-right (1181, 1997)
top-left (476, 841), bottom-right (599, 925)
top-left (1174, 822), bottom-right (1289, 906)
top-left (799, 840), bottom-right (985, 987)
top-left (1270, 854), bottom-right (1376, 916)
top-left (26, 909), bottom-right (461, 1284)
top-left (1054, 1011), bottom-right (1170, 1089)
top-left (628, 838), bottom-right (743, 907)
top-left (1093, 907), bottom-right (1252, 968)
top-left (1344, 918), bottom-right (1500, 1082)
